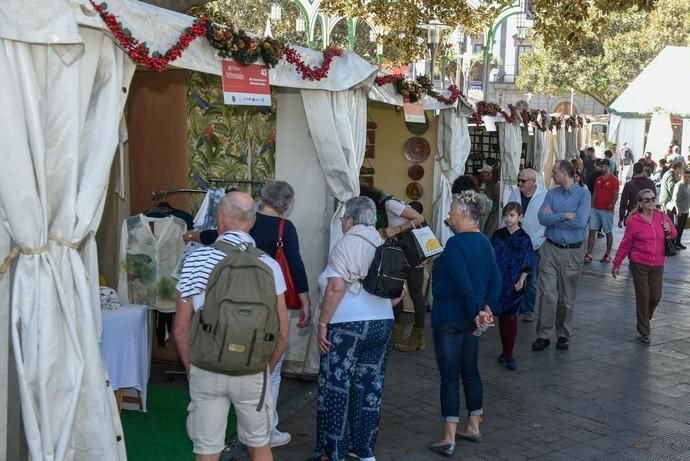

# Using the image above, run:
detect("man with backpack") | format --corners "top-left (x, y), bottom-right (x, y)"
top-left (174, 191), bottom-right (288, 461)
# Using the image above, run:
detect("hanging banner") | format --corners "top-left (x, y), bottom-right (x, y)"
top-left (222, 60), bottom-right (271, 106)
top-left (403, 96), bottom-right (425, 124)
top-left (483, 115), bottom-right (497, 132)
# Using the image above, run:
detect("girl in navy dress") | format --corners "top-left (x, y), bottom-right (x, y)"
top-left (491, 202), bottom-right (534, 370)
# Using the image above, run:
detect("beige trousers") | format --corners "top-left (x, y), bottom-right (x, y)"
top-left (536, 241), bottom-right (586, 340)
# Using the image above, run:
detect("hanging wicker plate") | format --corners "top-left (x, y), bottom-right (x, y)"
top-left (406, 182), bottom-right (424, 200)
top-left (403, 137), bottom-right (431, 163)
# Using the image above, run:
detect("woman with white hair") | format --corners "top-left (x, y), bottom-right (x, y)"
top-left (312, 196), bottom-right (402, 461)
top-left (429, 191), bottom-right (502, 457)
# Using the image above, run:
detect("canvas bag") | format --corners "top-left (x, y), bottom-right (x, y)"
top-left (398, 224), bottom-right (444, 266)
top-left (274, 219), bottom-right (301, 309)
top-left (189, 241), bottom-right (279, 376)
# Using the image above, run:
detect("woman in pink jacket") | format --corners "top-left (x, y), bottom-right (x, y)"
top-left (612, 189), bottom-right (677, 344)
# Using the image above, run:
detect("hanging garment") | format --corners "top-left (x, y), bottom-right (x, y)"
top-left (193, 188), bottom-right (225, 230)
top-left (117, 214), bottom-right (187, 313)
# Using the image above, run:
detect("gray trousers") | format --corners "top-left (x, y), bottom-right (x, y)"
top-left (536, 241), bottom-right (586, 340)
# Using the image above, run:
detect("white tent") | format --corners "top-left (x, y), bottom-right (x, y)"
top-left (0, 0), bottom-right (378, 459)
top-left (608, 46), bottom-right (690, 160)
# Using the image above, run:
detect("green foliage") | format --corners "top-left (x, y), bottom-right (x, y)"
top-left (517, 0), bottom-right (690, 106)
top-left (187, 71), bottom-right (276, 199)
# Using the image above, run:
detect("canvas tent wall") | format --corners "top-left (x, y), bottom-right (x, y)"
top-left (608, 46), bottom-right (690, 160)
top-left (0, 0), bottom-right (377, 459)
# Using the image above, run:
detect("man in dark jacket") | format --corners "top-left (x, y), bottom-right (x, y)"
top-left (618, 162), bottom-right (656, 228)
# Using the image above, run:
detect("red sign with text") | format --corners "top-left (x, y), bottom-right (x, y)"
top-left (221, 60), bottom-right (271, 106)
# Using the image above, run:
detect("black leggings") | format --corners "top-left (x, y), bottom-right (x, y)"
top-left (676, 212), bottom-right (688, 244)
top-left (393, 265), bottom-right (427, 328)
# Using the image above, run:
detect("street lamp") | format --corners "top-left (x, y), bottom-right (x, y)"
top-left (295, 16), bottom-right (305, 33)
top-left (420, 20), bottom-right (450, 82)
top-left (270, 3), bottom-right (282, 22)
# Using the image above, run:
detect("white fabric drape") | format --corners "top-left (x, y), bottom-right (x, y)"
top-left (499, 121), bottom-right (523, 217)
top-left (533, 129), bottom-right (550, 188)
top-left (300, 88), bottom-right (368, 249)
top-left (608, 114), bottom-right (622, 143)
top-left (555, 127), bottom-right (566, 161)
top-left (645, 111), bottom-right (673, 161)
top-left (0, 27), bottom-right (135, 461)
top-left (615, 118), bottom-right (646, 161)
top-left (681, 119), bottom-right (690, 157)
top-left (432, 110), bottom-right (471, 244)
top-left (565, 127), bottom-right (579, 159)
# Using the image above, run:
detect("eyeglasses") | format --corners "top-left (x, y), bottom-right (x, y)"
top-left (640, 197), bottom-right (656, 203)
top-left (517, 178), bottom-right (533, 183)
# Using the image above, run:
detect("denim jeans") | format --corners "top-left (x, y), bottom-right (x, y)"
top-left (522, 249), bottom-right (541, 313)
top-left (433, 322), bottom-right (483, 422)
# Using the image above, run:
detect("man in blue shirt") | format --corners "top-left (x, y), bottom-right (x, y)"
top-left (532, 160), bottom-right (591, 351)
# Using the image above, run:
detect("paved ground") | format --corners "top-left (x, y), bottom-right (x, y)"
top-left (271, 224), bottom-right (690, 461)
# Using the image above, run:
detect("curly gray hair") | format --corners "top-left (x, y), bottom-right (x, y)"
top-left (260, 180), bottom-right (295, 215)
top-left (343, 196), bottom-right (376, 226)
top-left (452, 190), bottom-right (483, 223)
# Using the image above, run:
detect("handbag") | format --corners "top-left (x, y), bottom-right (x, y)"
top-left (274, 219), bottom-right (302, 309)
top-left (397, 222), bottom-right (443, 266)
top-left (660, 212), bottom-right (677, 257)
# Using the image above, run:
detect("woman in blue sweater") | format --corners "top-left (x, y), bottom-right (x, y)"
top-left (429, 191), bottom-right (502, 457)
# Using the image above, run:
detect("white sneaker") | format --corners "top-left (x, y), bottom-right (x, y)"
top-left (269, 429), bottom-right (291, 448)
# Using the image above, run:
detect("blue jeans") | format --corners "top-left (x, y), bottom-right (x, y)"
top-left (522, 249), bottom-right (540, 313)
top-left (433, 322), bottom-right (483, 422)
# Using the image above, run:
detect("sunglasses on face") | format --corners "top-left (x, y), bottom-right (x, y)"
top-left (640, 197), bottom-right (656, 203)
top-left (517, 178), bottom-right (532, 183)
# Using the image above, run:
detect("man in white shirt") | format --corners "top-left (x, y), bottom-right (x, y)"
top-left (506, 168), bottom-right (546, 322)
top-left (174, 192), bottom-right (288, 461)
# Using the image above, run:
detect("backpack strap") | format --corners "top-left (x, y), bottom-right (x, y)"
top-left (349, 233), bottom-right (377, 248)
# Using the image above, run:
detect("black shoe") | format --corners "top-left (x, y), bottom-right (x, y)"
top-left (676, 243), bottom-right (687, 250)
top-left (556, 337), bottom-right (569, 350)
top-left (532, 338), bottom-right (551, 351)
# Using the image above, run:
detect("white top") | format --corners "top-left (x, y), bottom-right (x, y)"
top-left (176, 231), bottom-right (286, 311)
top-left (318, 267), bottom-right (393, 324)
top-left (385, 198), bottom-right (409, 228)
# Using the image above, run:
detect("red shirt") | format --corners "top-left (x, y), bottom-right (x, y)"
top-left (593, 174), bottom-right (620, 210)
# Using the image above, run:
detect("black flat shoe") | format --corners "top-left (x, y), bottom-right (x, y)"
top-left (428, 441), bottom-right (455, 457)
top-left (556, 337), bottom-right (569, 350)
top-left (532, 338), bottom-right (551, 351)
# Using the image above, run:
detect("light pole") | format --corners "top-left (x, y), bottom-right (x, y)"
top-left (420, 20), bottom-right (449, 83)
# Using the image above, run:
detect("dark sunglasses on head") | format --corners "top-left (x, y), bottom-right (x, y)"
top-left (640, 197), bottom-right (656, 203)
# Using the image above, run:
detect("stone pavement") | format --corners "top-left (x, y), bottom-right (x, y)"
top-left (272, 224), bottom-right (690, 461)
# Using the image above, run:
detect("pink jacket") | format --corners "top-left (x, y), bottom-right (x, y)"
top-left (613, 211), bottom-right (677, 269)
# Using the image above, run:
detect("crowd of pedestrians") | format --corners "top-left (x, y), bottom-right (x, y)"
top-left (172, 143), bottom-right (686, 461)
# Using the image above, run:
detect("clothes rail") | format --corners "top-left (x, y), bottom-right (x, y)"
top-left (151, 188), bottom-right (208, 199)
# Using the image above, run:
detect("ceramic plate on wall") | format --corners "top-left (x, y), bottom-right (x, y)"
top-left (408, 164), bottom-right (424, 180)
top-left (406, 182), bottom-right (424, 200)
top-left (403, 137), bottom-right (431, 163)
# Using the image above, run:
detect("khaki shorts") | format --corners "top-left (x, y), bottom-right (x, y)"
top-left (187, 365), bottom-right (273, 454)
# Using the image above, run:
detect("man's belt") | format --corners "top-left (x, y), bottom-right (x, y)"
top-left (547, 239), bottom-right (583, 249)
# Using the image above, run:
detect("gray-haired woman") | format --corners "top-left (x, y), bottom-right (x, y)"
top-left (313, 196), bottom-right (403, 461)
top-left (429, 191), bottom-right (502, 457)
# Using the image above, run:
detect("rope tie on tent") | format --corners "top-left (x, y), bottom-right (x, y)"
top-left (0, 235), bottom-right (83, 279)
top-left (0, 245), bottom-right (49, 279)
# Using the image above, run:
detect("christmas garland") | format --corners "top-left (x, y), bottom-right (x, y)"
top-left (374, 74), bottom-right (462, 106)
top-left (90, 1), bottom-right (207, 72)
top-left (283, 45), bottom-right (342, 81)
top-left (206, 21), bottom-right (283, 68)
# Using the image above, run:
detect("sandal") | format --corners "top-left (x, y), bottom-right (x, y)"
top-left (456, 430), bottom-right (483, 443)
top-left (584, 254), bottom-right (593, 263)
top-left (600, 254), bottom-right (611, 263)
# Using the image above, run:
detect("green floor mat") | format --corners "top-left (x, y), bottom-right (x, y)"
top-left (121, 384), bottom-right (236, 461)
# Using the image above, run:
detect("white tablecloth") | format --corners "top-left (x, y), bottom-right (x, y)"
top-left (101, 304), bottom-right (150, 411)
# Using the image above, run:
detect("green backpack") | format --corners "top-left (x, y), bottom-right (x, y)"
top-left (189, 241), bottom-right (279, 376)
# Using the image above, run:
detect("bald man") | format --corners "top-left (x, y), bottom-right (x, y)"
top-left (174, 192), bottom-right (288, 461)
top-left (506, 168), bottom-right (547, 322)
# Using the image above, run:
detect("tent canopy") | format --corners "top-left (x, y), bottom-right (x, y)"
top-left (609, 46), bottom-right (690, 118)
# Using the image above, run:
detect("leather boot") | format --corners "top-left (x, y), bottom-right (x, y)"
top-left (395, 326), bottom-right (426, 352)
top-left (391, 321), bottom-right (405, 345)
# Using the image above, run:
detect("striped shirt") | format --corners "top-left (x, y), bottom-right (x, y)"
top-left (176, 231), bottom-right (286, 311)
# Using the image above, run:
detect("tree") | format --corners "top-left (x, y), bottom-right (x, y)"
top-left (517, 0), bottom-right (690, 106)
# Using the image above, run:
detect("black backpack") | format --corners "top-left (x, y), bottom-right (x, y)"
top-left (353, 235), bottom-right (407, 298)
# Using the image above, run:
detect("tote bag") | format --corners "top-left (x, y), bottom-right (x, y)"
top-left (398, 223), bottom-right (443, 266)
top-left (274, 219), bottom-right (302, 309)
